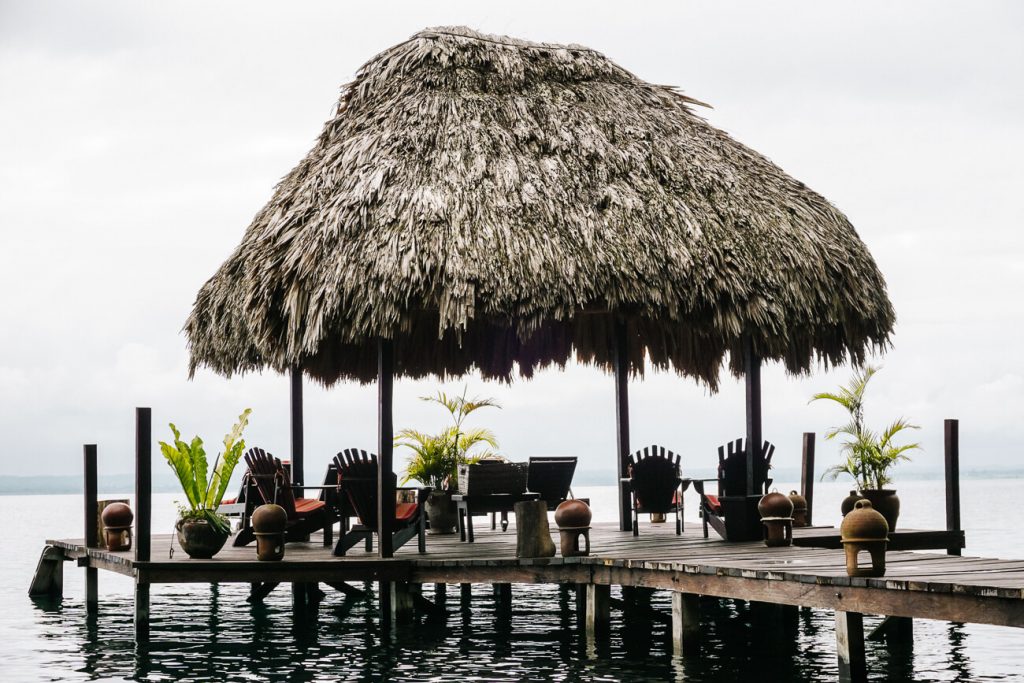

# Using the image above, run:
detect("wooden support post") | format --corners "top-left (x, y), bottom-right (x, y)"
top-left (585, 583), bottom-right (610, 637)
top-left (134, 578), bottom-right (150, 643)
top-left (434, 582), bottom-right (447, 606)
top-left (494, 583), bottom-right (512, 611)
top-left (290, 366), bottom-right (304, 487)
top-left (377, 339), bottom-right (395, 558)
top-left (379, 580), bottom-right (393, 634)
top-left (743, 336), bottom-right (762, 496)
top-left (84, 444), bottom-right (98, 614)
top-left (391, 582), bottom-right (415, 624)
top-left (671, 592), bottom-right (700, 655)
top-left (460, 583), bottom-right (472, 609)
top-left (835, 610), bottom-right (866, 683)
top-left (800, 433), bottom-right (816, 526)
top-left (945, 419), bottom-right (961, 556)
top-left (614, 320), bottom-right (632, 532)
top-left (868, 615), bottom-right (913, 648)
top-left (135, 408), bottom-right (151, 564)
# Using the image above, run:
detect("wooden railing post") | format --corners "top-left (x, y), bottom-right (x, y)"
top-left (944, 419), bottom-right (961, 556)
top-left (84, 444), bottom-right (98, 614)
top-left (134, 407), bottom-right (152, 643)
top-left (800, 432), bottom-right (816, 526)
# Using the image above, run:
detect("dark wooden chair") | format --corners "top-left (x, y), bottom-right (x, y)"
top-left (233, 448), bottom-right (334, 547)
top-left (332, 449), bottom-right (427, 556)
top-left (695, 438), bottom-right (775, 540)
top-left (526, 456), bottom-right (578, 511)
top-left (623, 445), bottom-right (685, 536)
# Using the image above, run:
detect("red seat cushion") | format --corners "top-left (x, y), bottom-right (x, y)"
top-left (294, 498), bottom-right (326, 515)
top-left (221, 497), bottom-right (237, 505)
top-left (396, 502), bottom-right (419, 522)
top-left (705, 494), bottom-right (721, 514)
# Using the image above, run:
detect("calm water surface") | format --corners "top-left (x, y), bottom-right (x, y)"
top-left (4, 479), bottom-right (1022, 681)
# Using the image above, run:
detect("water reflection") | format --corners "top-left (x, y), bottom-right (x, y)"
top-left (20, 580), bottom-right (1015, 682)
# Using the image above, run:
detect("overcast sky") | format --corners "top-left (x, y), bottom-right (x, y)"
top-left (1, 1), bottom-right (1022, 484)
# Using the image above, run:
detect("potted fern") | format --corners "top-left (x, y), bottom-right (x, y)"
top-left (812, 367), bottom-right (920, 530)
top-left (397, 389), bottom-right (498, 534)
top-left (159, 409), bottom-right (251, 558)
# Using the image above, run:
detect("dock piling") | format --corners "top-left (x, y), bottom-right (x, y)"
top-left (945, 419), bottom-right (962, 556)
top-left (84, 444), bottom-right (98, 615)
top-left (671, 592), bottom-right (700, 655)
top-left (585, 583), bottom-right (610, 637)
top-left (134, 408), bottom-right (152, 642)
top-left (800, 433), bottom-right (815, 525)
top-left (28, 545), bottom-right (65, 598)
top-left (835, 610), bottom-right (867, 683)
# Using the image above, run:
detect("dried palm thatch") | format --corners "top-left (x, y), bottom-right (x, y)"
top-left (185, 26), bottom-right (894, 388)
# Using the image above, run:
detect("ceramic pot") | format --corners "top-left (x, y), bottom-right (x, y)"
top-left (840, 499), bottom-right (889, 577)
top-left (757, 491), bottom-right (794, 519)
top-left (252, 504), bottom-right (287, 561)
top-left (425, 490), bottom-right (458, 535)
top-left (176, 517), bottom-right (229, 559)
top-left (554, 499), bottom-right (592, 528)
top-left (101, 502), bottom-right (134, 552)
top-left (788, 491), bottom-right (809, 527)
top-left (840, 491), bottom-right (863, 517)
top-left (858, 489), bottom-right (900, 531)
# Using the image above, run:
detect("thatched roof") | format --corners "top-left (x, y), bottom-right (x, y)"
top-left (185, 26), bottom-right (895, 388)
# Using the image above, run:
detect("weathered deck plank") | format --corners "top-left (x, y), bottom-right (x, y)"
top-left (47, 522), bottom-right (1024, 627)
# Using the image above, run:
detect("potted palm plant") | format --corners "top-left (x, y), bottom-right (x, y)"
top-left (397, 389), bottom-right (499, 534)
top-left (812, 366), bottom-right (920, 530)
top-left (159, 409), bottom-right (251, 558)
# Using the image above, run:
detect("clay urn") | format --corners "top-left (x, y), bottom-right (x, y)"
top-left (840, 499), bottom-right (889, 577)
top-left (554, 499), bottom-right (592, 529)
top-left (788, 490), bottom-right (809, 527)
top-left (252, 504), bottom-right (288, 561)
top-left (757, 491), bottom-right (794, 519)
top-left (840, 490), bottom-right (863, 517)
top-left (758, 491), bottom-right (794, 547)
top-left (101, 502), bottom-right (134, 552)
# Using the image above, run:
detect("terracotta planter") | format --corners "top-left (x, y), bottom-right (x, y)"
top-left (425, 490), bottom-right (457, 535)
top-left (858, 489), bottom-right (900, 531)
top-left (175, 517), bottom-right (229, 559)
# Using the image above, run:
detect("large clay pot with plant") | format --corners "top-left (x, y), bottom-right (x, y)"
top-left (857, 489), bottom-right (901, 531)
top-left (424, 489), bottom-right (458, 535)
top-left (159, 409), bottom-right (252, 559)
top-left (812, 366), bottom-right (919, 528)
top-left (397, 388), bottom-right (501, 535)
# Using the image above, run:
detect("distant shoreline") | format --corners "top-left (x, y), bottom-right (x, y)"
top-left (2, 468), bottom-right (1021, 496)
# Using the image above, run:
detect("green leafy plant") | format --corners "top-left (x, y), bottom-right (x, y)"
top-left (159, 409), bottom-right (252, 535)
top-left (812, 366), bottom-right (920, 490)
top-left (398, 388), bottom-right (499, 489)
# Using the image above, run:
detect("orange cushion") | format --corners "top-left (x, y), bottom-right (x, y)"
top-left (221, 497), bottom-right (237, 505)
top-left (705, 494), bottom-right (721, 514)
top-left (396, 502), bottom-right (419, 522)
top-left (294, 498), bottom-right (326, 515)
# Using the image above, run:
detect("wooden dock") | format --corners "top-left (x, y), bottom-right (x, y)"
top-left (33, 520), bottom-right (1022, 681)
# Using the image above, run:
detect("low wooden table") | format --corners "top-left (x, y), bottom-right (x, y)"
top-left (453, 492), bottom-right (540, 542)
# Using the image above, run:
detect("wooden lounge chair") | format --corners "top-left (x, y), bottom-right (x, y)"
top-left (623, 445), bottom-right (685, 536)
top-left (526, 456), bottom-right (578, 511)
top-left (233, 448), bottom-right (334, 547)
top-left (694, 438), bottom-right (775, 541)
top-left (332, 449), bottom-right (427, 556)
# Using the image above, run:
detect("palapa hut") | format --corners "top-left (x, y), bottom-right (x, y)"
top-left (185, 27), bottom-right (895, 553)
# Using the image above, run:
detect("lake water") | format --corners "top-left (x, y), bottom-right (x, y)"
top-left (4, 479), bottom-right (1022, 681)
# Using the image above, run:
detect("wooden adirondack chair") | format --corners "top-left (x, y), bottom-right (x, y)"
top-left (695, 438), bottom-right (775, 540)
top-left (233, 447), bottom-right (334, 547)
top-left (526, 456), bottom-right (578, 511)
top-left (332, 449), bottom-right (427, 556)
top-left (623, 445), bottom-right (685, 536)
